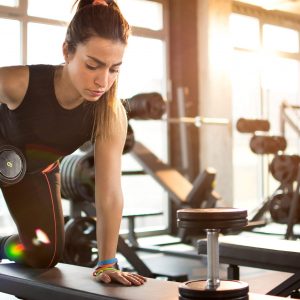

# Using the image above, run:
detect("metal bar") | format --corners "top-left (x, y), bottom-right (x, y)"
top-left (206, 229), bottom-right (220, 289)
top-left (282, 109), bottom-right (300, 136)
top-left (285, 163), bottom-right (300, 239)
top-left (176, 87), bottom-right (189, 174)
top-left (163, 116), bottom-right (229, 127)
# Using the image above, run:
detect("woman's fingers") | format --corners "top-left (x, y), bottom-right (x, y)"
top-left (95, 272), bottom-right (111, 284)
top-left (122, 273), bottom-right (146, 285)
top-left (95, 270), bottom-right (147, 286)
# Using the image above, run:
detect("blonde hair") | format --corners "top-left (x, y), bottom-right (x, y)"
top-left (92, 81), bottom-right (127, 142)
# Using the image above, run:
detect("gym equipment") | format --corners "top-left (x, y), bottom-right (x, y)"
top-left (198, 233), bottom-right (300, 297)
top-left (163, 115), bottom-right (229, 128)
top-left (131, 141), bottom-right (221, 208)
top-left (61, 123), bottom-right (135, 202)
top-left (177, 208), bottom-right (248, 300)
top-left (62, 215), bottom-right (188, 281)
top-left (235, 117), bottom-right (300, 238)
top-left (236, 118), bottom-right (270, 133)
top-left (269, 192), bottom-right (299, 224)
top-left (61, 140), bottom-right (221, 277)
top-left (122, 92), bottom-right (166, 120)
top-left (63, 217), bottom-right (98, 267)
top-left (0, 138), bottom-right (26, 187)
top-left (249, 135), bottom-right (287, 154)
top-left (78, 123), bottom-right (135, 155)
top-left (61, 150), bottom-right (95, 203)
top-left (62, 141), bottom-right (220, 269)
top-left (280, 101), bottom-right (300, 138)
top-left (123, 123), bottom-right (135, 154)
top-left (269, 154), bottom-right (300, 184)
top-left (0, 262), bottom-right (288, 300)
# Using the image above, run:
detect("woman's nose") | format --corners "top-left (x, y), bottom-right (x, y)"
top-left (94, 69), bottom-right (108, 89)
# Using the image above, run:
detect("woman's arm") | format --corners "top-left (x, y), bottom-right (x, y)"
top-left (93, 106), bottom-right (145, 286)
top-left (0, 66), bottom-right (29, 109)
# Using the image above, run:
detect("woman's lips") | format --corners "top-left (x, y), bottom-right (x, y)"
top-left (89, 90), bottom-right (105, 97)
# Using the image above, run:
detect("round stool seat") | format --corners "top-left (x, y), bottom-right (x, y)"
top-left (179, 280), bottom-right (249, 300)
top-left (177, 208), bottom-right (248, 230)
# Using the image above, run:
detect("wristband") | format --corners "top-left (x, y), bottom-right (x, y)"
top-left (96, 258), bottom-right (118, 267)
top-left (93, 267), bottom-right (119, 277)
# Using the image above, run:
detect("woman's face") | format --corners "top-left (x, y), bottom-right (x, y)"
top-left (65, 36), bottom-right (126, 101)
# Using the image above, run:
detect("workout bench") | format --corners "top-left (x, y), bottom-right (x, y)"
top-left (131, 141), bottom-right (220, 208)
top-left (198, 233), bottom-right (300, 297)
top-left (0, 261), bottom-right (292, 300)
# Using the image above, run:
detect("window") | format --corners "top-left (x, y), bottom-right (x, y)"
top-left (117, 0), bottom-right (163, 30)
top-left (0, 0), bottom-right (18, 7)
top-left (27, 23), bottom-right (66, 64)
top-left (27, 0), bottom-right (75, 21)
top-left (263, 24), bottom-right (299, 53)
top-left (117, 1), bottom-right (169, 234)
top-left (230, 10), bottom-right (300, 210)
top-left (230, 14), bottom-right (260, 50)
top-left (0, 18), bottom-right (21, 66)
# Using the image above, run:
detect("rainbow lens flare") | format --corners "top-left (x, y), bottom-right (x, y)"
top-left (6, 243), bottom-right (25, 260)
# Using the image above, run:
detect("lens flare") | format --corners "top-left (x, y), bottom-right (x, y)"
top-left (6, 243), bottom-right (25, 260)
top-left (32, 228), bottom-right (50, 246)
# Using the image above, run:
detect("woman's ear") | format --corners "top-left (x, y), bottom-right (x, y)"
top-left (63, 42), bottom-right (69, 64)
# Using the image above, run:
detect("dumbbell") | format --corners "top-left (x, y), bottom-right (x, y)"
top-left (0, 139), bottom-right (26, 187)
top-left (177, 208), bottom-right (248, 300)
top-left (236, 118), bottom-right (270, 133)
top-left (122, 92), bottom-right (166, 120)
top-left (249, 135), bottom-right (287, 154)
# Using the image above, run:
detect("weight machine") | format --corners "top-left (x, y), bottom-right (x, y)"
top-left (236, 118), bottom-right (300, 239)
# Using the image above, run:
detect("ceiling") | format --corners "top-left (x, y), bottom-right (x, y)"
top-left (235, 0), bottom-right (300, 16)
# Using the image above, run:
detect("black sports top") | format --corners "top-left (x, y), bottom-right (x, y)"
top-left (0, 64), bottom-right (96, 172)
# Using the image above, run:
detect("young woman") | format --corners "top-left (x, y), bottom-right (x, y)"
top-left (0, 0), bottom-right (145, 286)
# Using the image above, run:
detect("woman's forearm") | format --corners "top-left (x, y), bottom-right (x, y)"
top-left (95, 193), bottom-right (123, 261)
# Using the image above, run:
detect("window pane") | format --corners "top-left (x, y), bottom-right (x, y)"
top-left (118, 35), bottom-right (166, 157)
top-left (117, 0), bottom-right (163, 30)
top-left (230, 13), bottom-right (260, 49)
top-left (0, 0), bottom-right (18, 7)
top-left (261, 56), bottom-right (300, 94)
top-left (262, 56), bottom-right (300, 136)
top-left (28, 0), bottom-right (75, 21)
top-left (27, 23), bottom-right (66, 64)
top-left (118, 35), bottom-right (167, 231)
top-left (118, 36), bottom-right (166, 99)
top-left (232, 51), bottom-right (261, 211)
top-left (0, 18), bottom-right (21, 66)
top-left (263, 24), bottom-right (299, 53)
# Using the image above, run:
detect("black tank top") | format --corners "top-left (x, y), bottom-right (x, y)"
top-left (0, 64), bottom-right (96, 172)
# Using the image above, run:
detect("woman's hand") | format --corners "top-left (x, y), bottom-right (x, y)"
top-left (94, 269), bottom-right (147, 286)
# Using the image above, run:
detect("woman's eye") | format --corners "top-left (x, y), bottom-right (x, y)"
top-left (86, 64), bottom-right (97, 70)
top-left (110, 69), bottom-right (119, 74)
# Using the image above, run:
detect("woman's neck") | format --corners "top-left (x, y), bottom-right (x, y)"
top-left (54, 64), bottom-right (84, 110)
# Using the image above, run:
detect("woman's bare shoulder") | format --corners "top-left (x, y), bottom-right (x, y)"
top-left (0, 65), bottom-right (29, 109)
